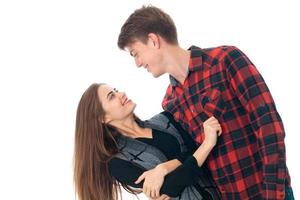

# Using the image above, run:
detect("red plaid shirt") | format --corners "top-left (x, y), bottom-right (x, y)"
top-left (162, 46), bottom-right (291, 199)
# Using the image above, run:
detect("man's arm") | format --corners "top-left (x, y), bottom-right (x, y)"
top-left (224, 46), bottom-right (286, 199)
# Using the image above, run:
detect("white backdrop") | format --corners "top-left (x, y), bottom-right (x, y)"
top-left (0, 0), bottom-right (299, 199)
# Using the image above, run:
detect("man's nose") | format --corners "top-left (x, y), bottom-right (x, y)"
top-left (134, 57), bottom-right (142, 68)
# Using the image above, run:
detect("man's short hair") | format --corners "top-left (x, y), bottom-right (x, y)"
top-left (118, 5), bottom-right (178, 49)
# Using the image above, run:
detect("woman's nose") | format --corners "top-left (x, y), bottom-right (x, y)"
top-left (117, 91), bottom-right (126, 98)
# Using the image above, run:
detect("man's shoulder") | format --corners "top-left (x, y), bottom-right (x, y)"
top-left (202, 45), bottom-right (238, 57)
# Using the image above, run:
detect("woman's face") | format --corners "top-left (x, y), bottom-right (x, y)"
top-left (97, 84), bottom-right (136, 124)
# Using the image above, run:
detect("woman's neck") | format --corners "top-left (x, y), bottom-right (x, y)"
top-left (110, 115), bottom-right (148, 138)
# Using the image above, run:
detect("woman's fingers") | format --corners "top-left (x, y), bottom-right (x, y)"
top-left (205, 116), bottom-right (220, 126)
top-left (150, 189), bottom-right (157, 199)
top-left (151, 191), bottom-right (154, 199)
top-left (154, 188), bottom-right (160, 199)
top-left (213, 125), bottom-right (222, 136)
top-left (144, 185), bottom-right (149, 198)
top-left (216, 128), bottom-right (222, 136)
top-left (135, 173), bottom-right (146, 184)
top-left (152, 194), bottom-right (170, 200)
top-left (205, 116), bottom-right (216, 123)
top-left (149, 187), bottom-right (159, 199)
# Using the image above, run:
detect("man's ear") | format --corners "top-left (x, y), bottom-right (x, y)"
top-left (148, 33), bottom-right (160, 49)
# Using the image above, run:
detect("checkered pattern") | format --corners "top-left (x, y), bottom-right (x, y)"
top-left (162, 45), bottom-right (291, 199)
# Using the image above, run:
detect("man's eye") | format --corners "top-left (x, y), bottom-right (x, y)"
top-left (114, 88), bottom-right (119, 92)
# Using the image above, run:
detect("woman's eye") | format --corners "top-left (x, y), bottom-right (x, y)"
top-left (109, 93), bottom-right (115, 100)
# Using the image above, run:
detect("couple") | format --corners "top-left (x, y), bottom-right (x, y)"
top-left (74, 6), bottom-right (293, 200)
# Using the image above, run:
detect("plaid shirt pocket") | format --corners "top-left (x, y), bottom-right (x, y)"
top-left (195, 88), bottom-right (227, 121)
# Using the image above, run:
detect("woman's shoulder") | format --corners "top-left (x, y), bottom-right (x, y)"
top-left (148, 111), bottom-right (183, 131)
top-left (107, 157), bottom-right (135, 174)
top-left (150, 111), bottom-right (198, 151)
top-left (146, 111), bottom-right (174, 125)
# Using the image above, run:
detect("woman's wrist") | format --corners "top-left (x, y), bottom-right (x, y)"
top-left (202, 139), bottom-right (216, 149)
top-left (192, 141), bottom-right (215, 166)
top-left (156, 163), bottom-right (169, 176)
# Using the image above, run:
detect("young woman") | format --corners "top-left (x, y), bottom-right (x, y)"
top-left (74, 83), bottom-right (222, 200)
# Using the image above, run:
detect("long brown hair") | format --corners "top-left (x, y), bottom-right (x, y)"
top-left (73, 83), bottom-right (140, 200)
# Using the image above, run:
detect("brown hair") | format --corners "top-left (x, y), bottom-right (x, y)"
top-left (73, 83), bottom-right (140, 200)
top-left (118, 5), bottom-right (178, 49)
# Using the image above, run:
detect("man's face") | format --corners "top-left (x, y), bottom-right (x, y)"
top-left (126, 38), bottom-right (165, 78)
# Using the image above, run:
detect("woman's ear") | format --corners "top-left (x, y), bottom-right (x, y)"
top-left (100, 115), bottom-right (111, 124)
top-left (148, 33), bottom-right (160, 49)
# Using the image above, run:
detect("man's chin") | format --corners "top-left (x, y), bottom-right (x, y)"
top-left (151, 72), bottom-right (163, 78)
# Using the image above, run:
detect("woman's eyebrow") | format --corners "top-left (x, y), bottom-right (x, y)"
top-left (107, 90), bottom-right (113, 99)
top-left (106, 88), bottom-right (116, 99)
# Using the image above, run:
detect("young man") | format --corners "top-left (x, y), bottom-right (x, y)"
top-left (118, 5), bottom-right (293, 200)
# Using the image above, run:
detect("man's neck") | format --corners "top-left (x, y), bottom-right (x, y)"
top-left (164, 46), bottom-right (191, 85)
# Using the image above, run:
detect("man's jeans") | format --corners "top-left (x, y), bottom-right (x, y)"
top-left (285, 182), bottom-right (295, 200)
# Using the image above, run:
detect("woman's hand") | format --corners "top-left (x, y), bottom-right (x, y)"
top-left (193, 116), bottom-right (222, 166)
top-left (149, 194), bottom-right (171, 200)
top-left (135, 164), bottom-right (168, 199)
top-left (203, 116), bottom-right (222, 147)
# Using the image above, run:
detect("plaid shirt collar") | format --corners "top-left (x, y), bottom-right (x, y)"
top-left (169, 45), bottom-right (204, 87)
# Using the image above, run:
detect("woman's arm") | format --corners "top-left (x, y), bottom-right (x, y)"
top-left (192, 116), bottom-right (221, 166)
top-left (137, 113), bottom-right (221, 199)
top-left (148, 114), bottom-right (221, 176)
top-left (108, 156), bottom-right (202, 198)
top-left (152, 159), bottom-right (182, 176)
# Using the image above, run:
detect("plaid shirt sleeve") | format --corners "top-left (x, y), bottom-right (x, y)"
top-left (224, 46), bottom-right (286, 199)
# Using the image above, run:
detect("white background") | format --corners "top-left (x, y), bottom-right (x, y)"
top-left (0, 0), bottom-right (299, 199)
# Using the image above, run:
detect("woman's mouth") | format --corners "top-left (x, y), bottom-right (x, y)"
top-left (122, 97), bottom-right (131, 105)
